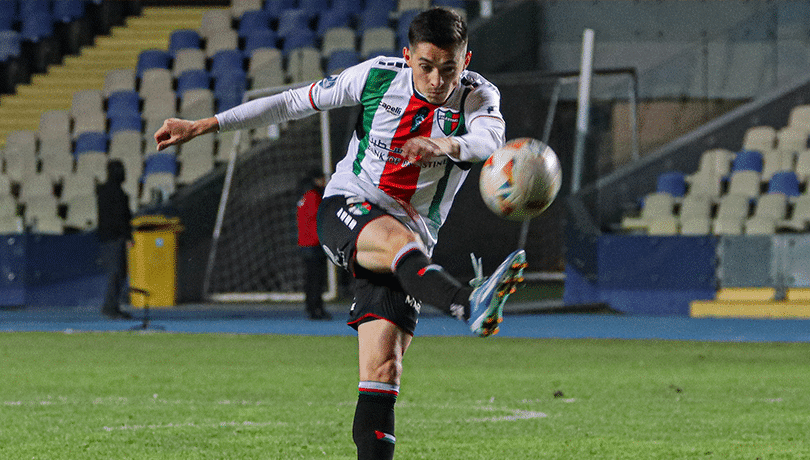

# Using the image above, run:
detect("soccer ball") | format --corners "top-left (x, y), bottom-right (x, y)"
top-left (479, 138), bottom-right (562, 221)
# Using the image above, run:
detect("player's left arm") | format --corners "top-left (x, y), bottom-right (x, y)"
top-left (401, 81), bottom-right (505, 164)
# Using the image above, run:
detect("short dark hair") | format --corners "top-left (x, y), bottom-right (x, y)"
top-left (408, 7), bottom-right (467, 51)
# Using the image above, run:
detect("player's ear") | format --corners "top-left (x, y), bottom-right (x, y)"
top-left (463, 50), bottom-right (472, 69)
top-left (403, 47), bottom-right (411, 64)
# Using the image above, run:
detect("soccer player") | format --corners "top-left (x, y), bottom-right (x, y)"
top-left (154, 7), bottom-right (526, 459)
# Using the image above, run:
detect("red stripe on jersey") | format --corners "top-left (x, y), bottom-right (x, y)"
top-left (378, 95), bottom-right (438, 202)
top-left (308, 82), bottom-right (320, 110)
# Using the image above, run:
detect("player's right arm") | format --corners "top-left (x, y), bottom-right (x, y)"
top-left (154, 117), bottom-right (219, 151)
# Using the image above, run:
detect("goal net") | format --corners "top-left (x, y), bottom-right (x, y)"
top-left (203, 84), bottom-right (337, 302)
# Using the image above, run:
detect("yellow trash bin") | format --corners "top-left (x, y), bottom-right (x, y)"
top-left (127, 215), bottom-right (183, 308)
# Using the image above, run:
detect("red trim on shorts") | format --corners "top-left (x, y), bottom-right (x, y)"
top-left (347, 314), bottom-right (415, 336)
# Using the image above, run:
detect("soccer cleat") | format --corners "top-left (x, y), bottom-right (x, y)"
top-left (467, 249), bottom-right (527, 337)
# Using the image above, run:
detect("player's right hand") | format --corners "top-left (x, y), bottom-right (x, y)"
top-left (154, 118), bottom-right (195, 151)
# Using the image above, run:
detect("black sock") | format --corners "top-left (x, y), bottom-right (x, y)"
top-left (392, 243), bottom-right (472, 320)
top-left (353, 382), bottom-right (398, 460)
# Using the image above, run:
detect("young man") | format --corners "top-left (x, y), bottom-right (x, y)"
top-left (154, 8), bottom-right (526, 459)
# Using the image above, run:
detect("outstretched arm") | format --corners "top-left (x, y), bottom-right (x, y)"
top-left (154, 116), bottom-right (220, 151)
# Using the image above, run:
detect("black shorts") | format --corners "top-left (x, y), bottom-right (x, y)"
top-left (317, 195), bottom-right (420, 335)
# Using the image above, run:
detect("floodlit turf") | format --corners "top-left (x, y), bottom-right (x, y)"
top-left (1, 332), bottom-right (809, 459)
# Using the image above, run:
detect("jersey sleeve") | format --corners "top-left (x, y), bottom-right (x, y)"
top-left (455, 77), bottom-right (506, 162)
top-left (215, 58), bottom-right (376, 132)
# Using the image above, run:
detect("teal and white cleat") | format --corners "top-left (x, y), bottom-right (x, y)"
top-left (467, 249), bottom-right (527, 337)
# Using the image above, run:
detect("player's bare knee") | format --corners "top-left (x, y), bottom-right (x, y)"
top-left (372, 358), bottom-right (402, 384)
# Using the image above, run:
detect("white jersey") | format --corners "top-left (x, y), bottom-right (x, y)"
top-left (216, 56), bottom-right (505, 250)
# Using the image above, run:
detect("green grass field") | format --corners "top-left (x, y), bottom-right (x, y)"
top-left (2, 332), bottom-right (809, 459)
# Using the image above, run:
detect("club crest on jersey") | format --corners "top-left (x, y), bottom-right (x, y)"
top-left (436, 109), bottom-right (461, 135)
top-left (346, 197), bottom-right (372, 216)
top-left (319, 76), bottom-right (337, 89)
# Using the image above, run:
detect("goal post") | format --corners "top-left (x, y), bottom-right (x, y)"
top-left (202, 83), bottom-right (338, 303)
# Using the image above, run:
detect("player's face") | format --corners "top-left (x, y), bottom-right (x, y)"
top-left (404, 42), bottom-right (471, 105)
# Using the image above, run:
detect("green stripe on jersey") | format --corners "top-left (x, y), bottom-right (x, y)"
top-left (353, 68), bottom-right (398, 175)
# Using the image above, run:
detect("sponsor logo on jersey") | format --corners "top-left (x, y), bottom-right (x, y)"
top-left (379, 101), bottom-right (402, 116)
top-left (436, 108), bottom-right (461, 135)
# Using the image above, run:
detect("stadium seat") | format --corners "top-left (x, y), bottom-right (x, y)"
top-left (199, 9), bottom-right (232, 40)
top-left (74, 131), bottom-right (107, 156)
top-left (243, 29), bottom-right (279, 57)
top-left (214, 70), bottom-right (247, 112)
top-left (60, 173), bottom-right (97, 203)
top-left (143, 153), bottom-right (177, 178)
top-left (106, 90), bottom-right (141, 118)
top-left (108, 113), bottom-right (143, 135)
top-left (75, 152), bottom-right (108, 182)
top-left (620, 192), bottom-right (674, 232)
top-left (727, 170), bottom-right (761, 199)
top-left (331, 0), bottom-right (366, 18)
top-left (358, 2), bottom-right (394, 32)
top-left (0, 2), bottom-right (17, 31)
top-left (0, 174), bottom-right (13, 198)
top-left (795, 150), bottom-right (810, 184)
top-left (179, 88), bottom-right (215, 120)
top-left (39, 152), bottom-right (74, 183)
top-left (398, 0), bottom-right (432, 12)
top-left (18, 174), bottom-right (54, 203)
top-left (211, 49), bottom-right (245, 77)
top-left (237, 10), bottom-right (271, 39)
top-left (136, 49), bottom-right (172, 78)
top-left (768, 170), bottom-right (801, 197)
top-left (361, 27), bottom-right (396, 58)
top-left (656, 171), bottom-right (686, 197)
top-left (742, 125), bottom-right (777, 152)
top-left (396, 9), bottom-right (421, 48)
top-left (3, 152), bottom-right (38, 182)
top-left (64, 194), bottom-right (98, 230)
top-left (4, 130), bottom-right (37, 157)
top-left (287, 47), bottom-right (323, 83)
top-left (299, 0), bottom-right (329, 16)
top-left (38, 110), bottom-right (71, 141)
top-left (140, 172), bottom-right (175, 205)
top-left (248, 47), bottom-right (284, 89)
top-left (712, 194), bottom-right (750, 235)
top-left (138, 68), bottom-right (173, 98)
top-left (71, 89), bottom-right (104, 119)
top-left (103, 68), bottom-right (136, 97)
top-left (0, 194), bottom-right (17, 219)
top-left (169, 29), bottom-right (201, 56)
top-left (172, 48), bottom-right (206, 78)
top-left (178, 147), bottom-right (215, 184)
top-left (779, 194), bottom-right (810, 231)
top-left (776, 126), bottom-right (809, 154)
top-left (321, 27), bottom-right (356, 57)
top-left (761, 149), bottom-right (795, 182)
top-left (746, 193), bottom-right (788, 235)
top-left (231, 0), bottom-right (262, 19)
top-left (788, 105), bottom-right (810, 130)
top-left (205, 29), bottom-right (239, 58)
top-left (23, 195), bottom-right (62, 233)
top-left (282, 29), bottom-right (317, 55)
top-left (326, 49), bottom-right (360, 74)
top-left (731, 150), bottom-right (764, 173)
top-left (316, 8), bottom-right (353, 36)
top-left (109, 130), bottom-right (144, 160)
top-left (0, 31), bottom-right (24, 94)
top-left (277, 9), bottom-right (313, 40)
top-left (678, 193), bottom-right (712, 232)
top-left (142, 94), bottom-right (177, 121)
top-left (176, 69), bottom-right (211, 98)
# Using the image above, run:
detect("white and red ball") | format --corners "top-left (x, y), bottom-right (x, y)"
top-left (479, 138), bottom-right (562, 221)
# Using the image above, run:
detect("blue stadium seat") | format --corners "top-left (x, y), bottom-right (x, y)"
top-left (137, 49), bottom-right (172, 78)
top-left (0, 2), bottom-right (17, 31)
top-left (176, 69), bottom-right (211, 97)
top-left (282, 29), bottom-right (317, 54)
top-left (243, 29), bottom-right (279, 57)
top-left (0, 31), bottom-right (21, 59)
top-left (53, 0), bottom-right (86, 22)
top-left (397, 9), bottom-right (420, 49)
top-left (169, 29), bottom-right (202, 56)
top-left (331, 0), bottom-right (365, 17)
top-left (214, 70), bottom-right (247, 112)
top-left (143, 153), bottom-right (178, 177)
top-left (263, 0), bottom-right (297, 21)
top-left (656, 171), bottom-right (687, 197)
top-left (74, 131), bottom-right (108, 156)
top-left (20, 9), bottom-right (54, 42)
top-left (277, 9), bottom-right (312, 39)
top-left (210, 49), bottom-right (245, 77)
top-left (108, 113), bottom-right (143, 135)
top-left (316, 8), bottom-right (353, 36)
top-left (768, 171), bottom-right (801, 197)
top-left (326, 49), bottom-right (360, 75)
top-left (358, 5), bottom-right (392, 32)
top-left (237, 10), bottom-right (271, 39)
top-left (434, 0), bottom-right (466, 8)
top-left (106, 90), bottom-right (141, 117)
top-left (299, 0), bottom-right (329, 16)
top-left (732, 150), bottom-right (764, 173)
